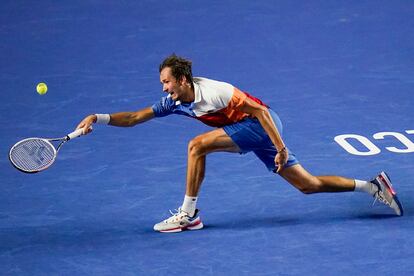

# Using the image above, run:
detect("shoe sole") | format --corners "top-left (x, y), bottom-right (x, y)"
top-left (378, 171), bottom-right (404, 216)
top-left (158, 218), bottom-right (204, 233)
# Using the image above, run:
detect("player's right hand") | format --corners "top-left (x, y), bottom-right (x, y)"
top-left (275, 148), bottom-right (288, 174)
top-left (75, 114), bottom-right (96, 135)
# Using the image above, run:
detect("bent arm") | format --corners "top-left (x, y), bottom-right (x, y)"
top-left (237, 98), bottom-right (285, 151)
top-left (236, 97), bottom-right (288, 172)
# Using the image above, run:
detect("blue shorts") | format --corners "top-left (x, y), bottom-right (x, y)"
top-left (223, 109), bottom-right (299, 172)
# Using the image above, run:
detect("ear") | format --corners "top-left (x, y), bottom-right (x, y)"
top-left (179, 76), bottom-right (188, 86)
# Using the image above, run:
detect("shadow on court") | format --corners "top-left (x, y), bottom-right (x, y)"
top-left (205, 212), bottom-right (401, 231)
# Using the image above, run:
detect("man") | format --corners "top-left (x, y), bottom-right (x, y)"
top-left (76, 54), bottom-right (403, 233)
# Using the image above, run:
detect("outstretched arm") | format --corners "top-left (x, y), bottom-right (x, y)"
top-left (76, 106), bottom-right (155, 134)
top-left (236, 98), bottom-right (288, 173)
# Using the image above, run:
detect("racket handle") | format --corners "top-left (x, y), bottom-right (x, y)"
top-left (66, 129), bottom-right (84, 140)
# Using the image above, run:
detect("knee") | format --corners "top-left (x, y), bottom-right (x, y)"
top-left (297, 177), bottom-right (323, 194)
top-left (188, 136), bottom-right (207, 157)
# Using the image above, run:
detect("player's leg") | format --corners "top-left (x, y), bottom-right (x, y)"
top-left (180, 128), bottom-right (239, 216)
top-left (186, 128), bottom-right (240, 196)
top-left (278, 164), bottom-right (356, 194)
top-left (154, 128), bottom-right (239, 233)
top-left (279, 164), bottom-right (403, 215)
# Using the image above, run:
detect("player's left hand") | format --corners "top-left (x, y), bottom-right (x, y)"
top-left (275, 148), bottom-right (288, 174)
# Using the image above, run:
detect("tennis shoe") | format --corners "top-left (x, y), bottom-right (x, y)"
top-left (153, 208), bottom-right (203, 233)
top-left (370, 171), bottom-right (403, 216)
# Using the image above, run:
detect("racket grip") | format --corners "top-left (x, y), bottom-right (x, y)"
top-left (66, 129), bottom-right (84, 140)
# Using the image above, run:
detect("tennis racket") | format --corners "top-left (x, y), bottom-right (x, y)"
top-left (9, 128), bottom-right (84, 173)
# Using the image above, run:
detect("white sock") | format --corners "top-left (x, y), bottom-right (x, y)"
top-left (181, 195), bottom-right (198, 217)
top-left (354, 179), bottom-right (378, 195)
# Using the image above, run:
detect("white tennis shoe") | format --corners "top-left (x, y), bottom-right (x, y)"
top-left (153, 208), bottom-right (204, 233)
top-left (371, 171), bottom-right (403, 216)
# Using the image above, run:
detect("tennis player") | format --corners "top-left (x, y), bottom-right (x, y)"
top-left (76, 54), bottom-right (403, 233)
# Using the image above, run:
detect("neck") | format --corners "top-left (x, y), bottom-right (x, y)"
top-left (181, 84), bottom-right (195, 103)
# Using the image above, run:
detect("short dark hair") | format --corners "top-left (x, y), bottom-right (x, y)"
top-left (159, 54), bottom-right (193, 87)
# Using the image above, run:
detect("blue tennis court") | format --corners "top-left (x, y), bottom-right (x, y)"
top-left (1, 1), bottom-right (413, 275)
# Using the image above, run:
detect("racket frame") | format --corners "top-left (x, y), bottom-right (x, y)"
top-left (9, 129), bottom-right (83, 173)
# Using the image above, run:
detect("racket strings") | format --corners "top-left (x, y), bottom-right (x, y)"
top-left (10, 139), bottom-right (56, 172)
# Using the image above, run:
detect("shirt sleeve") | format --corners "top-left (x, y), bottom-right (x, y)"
top-left (227, 88), bottom-right (248, 110)
top-left (151, 96), bottom-right (174, 117)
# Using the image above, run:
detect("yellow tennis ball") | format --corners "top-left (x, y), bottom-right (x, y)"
top-left (36, 83), bottom-right (48, 95)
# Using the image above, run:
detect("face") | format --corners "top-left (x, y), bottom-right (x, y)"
top-left (160, 67), bottom-right (191, 102)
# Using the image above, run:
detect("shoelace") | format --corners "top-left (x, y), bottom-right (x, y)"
top-left (169, 208), bottom-right (180, 216)
top-left (166, 208), bottom-right (188, 223)
top-left (372, 190), bottom-right (391, 207)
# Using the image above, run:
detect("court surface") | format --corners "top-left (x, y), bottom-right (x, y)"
top-left (1, 1), bottom-right (413, 275)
